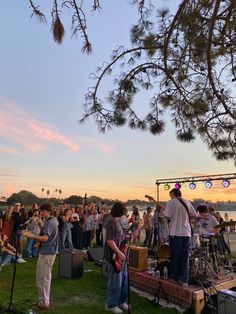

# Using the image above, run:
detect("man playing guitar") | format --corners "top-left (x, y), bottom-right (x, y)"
top-left (103, 202), bottom-right (128, 314)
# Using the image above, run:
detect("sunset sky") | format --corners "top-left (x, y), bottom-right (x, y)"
top-left (0, 1), bottom-right (235, 202)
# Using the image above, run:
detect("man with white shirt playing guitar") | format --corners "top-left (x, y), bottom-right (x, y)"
top-left (164, 188), bottom-right (197, 287)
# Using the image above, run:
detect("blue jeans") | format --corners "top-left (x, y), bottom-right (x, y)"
top-left (1, 254), bottom-right (16, 266)
top-left (26, 237), bottom-right (38, 257)
top-left (144, 229), bottom-right (153, 248)
top-left (61, 225), bottom-right (73, 250)
top-left (169, 236), bottom-right (190, 283)
top-left (106, 262), bottom-right (128, 308)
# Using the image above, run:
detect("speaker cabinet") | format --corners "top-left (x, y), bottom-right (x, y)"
top-left (129, 246), bottom-right (148, 271)
top-left (87, 247), bottom-right (104, 262)
top-left (218, 289), bottom-right (236, 314)
top-left (59, 249), bottom-right (83, 279)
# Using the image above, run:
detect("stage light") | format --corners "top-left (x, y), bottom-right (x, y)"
top-left (189, 182), bottom-right (196, 190)
top-left (163, 183), bottom-right (170, 191)
top-left (204, 180), bottom-right (212, 188)
top-left (222, 179), bottom-right (230, 188)
top-left (175, 182), bottom-right (181, 189)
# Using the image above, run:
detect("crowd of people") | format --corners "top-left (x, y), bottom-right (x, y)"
top-left (0, 199), bottom-right (234, 269)
top-left (0, 196), bottom-right (235, 313)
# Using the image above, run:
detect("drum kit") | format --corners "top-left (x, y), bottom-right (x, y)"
top-left (190, 220), bottom-right (236, 280)
top-left (156, 220), bottom-right (236, 281)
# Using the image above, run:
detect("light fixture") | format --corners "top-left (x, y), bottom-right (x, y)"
top-left (222, 179), bottom-right (230, 188)
top-left (164, 183), bottom-right (170, 191)
top-left (204, 180), bottom-right (212, 188)
top-left (189, 182), bottom-right (196, 190)
top-left (175, 182), bottom-right (181, 189)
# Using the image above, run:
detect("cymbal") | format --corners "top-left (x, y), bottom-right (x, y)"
top-left (214, 221), bottom-right (236, 229)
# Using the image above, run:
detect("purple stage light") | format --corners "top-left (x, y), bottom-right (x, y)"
top-left (222, 179), bottom-right (230, 188)
top-left (189, 182), bottom-right (196, 190)
top-left (204, 180), bottom-right (212, 188)
top-left (175, 182), bottom-right (181, 189)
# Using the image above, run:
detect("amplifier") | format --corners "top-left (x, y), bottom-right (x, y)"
top-left (129, 246), bottom-right (148, 272)
top-left (218, 289), bottom-right (236, 314)
top-left (59, 249), bottom-right (83, 279)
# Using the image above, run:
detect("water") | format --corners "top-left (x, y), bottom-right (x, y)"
top-left (128, 209), bottom-right (236, 221)
top-left (220, 211), bottom-right (236, 221)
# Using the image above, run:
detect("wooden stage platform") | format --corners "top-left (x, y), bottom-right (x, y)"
top-left (130, 270), bottom-right (236, 313)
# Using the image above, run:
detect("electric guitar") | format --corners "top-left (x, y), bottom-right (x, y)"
top-left (145, 194), bottom-right (160, 205)
top-left (112, 219), bottom-right (144, 273)
top-left (145, 194), bottom-right (166, 222)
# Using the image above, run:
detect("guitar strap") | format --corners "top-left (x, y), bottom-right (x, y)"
top-left (177, 198), bottom-right (193, 235)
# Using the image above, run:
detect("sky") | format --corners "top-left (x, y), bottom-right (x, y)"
top-left (0, 0), bottom-right (235, 202)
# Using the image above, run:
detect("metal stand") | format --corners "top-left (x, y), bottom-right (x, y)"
top-left (153, 281), bottom-right (169, 305)
top-left (7, 233), bottom-right (20, 313)
top-left (125, 235), bottom-right (132, 314)
top-left (225, 231), bottom-right (233, 272)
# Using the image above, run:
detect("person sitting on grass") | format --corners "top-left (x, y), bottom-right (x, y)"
top-left (0, 232), bottom-right (26, 271)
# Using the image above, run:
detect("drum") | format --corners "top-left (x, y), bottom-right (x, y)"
top-left (156, 244), bottom-right (170, 277)
top-left (209, 235), bottom-right (218, 246)
top-left (193, 234), bottom-right (200, 248)
top-left (156, 244), bottom-right (170, 263)
top-left (200, 234), bottom-right (217, 247)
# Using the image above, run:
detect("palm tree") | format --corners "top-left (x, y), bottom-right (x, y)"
top-left (46, 190), bottom-right (50, 198)
top-left (58, 189), bottom-right (62, 199)
top-left (41, 188), bottom-right (45, 198)
top-left (55, 189), bottom-right (58, 198)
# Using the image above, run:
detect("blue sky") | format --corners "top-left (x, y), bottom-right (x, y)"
top-left (0, 0), bottom-right (235, 202)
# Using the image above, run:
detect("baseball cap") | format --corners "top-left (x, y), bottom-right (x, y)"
top-left (15, 202), bottom-right (21, 206)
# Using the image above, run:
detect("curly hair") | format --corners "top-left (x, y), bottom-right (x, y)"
top-left (110, 202), bottom-right (125, 217)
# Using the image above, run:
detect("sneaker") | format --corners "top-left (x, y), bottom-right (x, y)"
top-left (37, 304), bottom-right (50, 310)
top-left (105, 304), bottom-right (123, 313)
top-left (17, 258), bottom-right (26, 263)
top-left (119, 303), bottom-right (129, 311)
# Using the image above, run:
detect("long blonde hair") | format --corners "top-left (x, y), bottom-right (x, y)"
top-left (4, 205), bottom-right (13, 222)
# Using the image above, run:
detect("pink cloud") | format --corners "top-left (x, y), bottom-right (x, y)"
top-left (0, 98), bottom-right (113, 155)
top-left (0, 99), bottom-right (80, 153)
top-left (79, 136), bottom-right (113, 154)
top-left (0, 145), bottom-right (21, 156)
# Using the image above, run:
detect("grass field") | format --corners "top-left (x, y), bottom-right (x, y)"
top-left (0, 257), bottom-right (177, 314)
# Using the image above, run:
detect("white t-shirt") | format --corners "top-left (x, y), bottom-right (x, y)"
top-left (164, 198), bottom-right (197, 237)
top-left (197, 214), bottom-right (218, 237)
top-left (85, 215), bottom-right (94, 231)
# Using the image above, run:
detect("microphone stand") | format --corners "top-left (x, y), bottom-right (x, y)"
top-left (226, 230), bottom-right (233, 273)
top-left (7, 231), bottom-right (20, 313)
top-left (125, 236), bottom-right (132, 314)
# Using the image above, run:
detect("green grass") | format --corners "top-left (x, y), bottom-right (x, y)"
top-left (0, 257), bottom-right (176, 314)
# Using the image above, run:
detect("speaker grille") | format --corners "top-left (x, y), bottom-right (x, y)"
top-left (129, 246), bottom-right (148, 271)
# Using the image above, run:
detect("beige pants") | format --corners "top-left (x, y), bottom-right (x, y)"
top-left (36, 254), bottom-right (56, 306)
